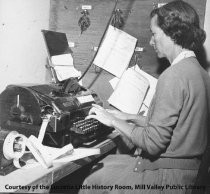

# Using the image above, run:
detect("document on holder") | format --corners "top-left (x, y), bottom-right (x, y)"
top-left (108, 67), bottom-right (157, 115)
top-left (133, 65), bottom-right (157, 109)
top-left (51, 53), bottom-right (74, 66)
top-left (51, 53), bottom-right (82, 81)
top-left (93, 25), bottom-right (137, 78)
top-left (109, 77), bottom-right (119, 89)
top-left (108, 68), bottom-right (149, 114)
top-left (54, 66), bottom-right (81, 81)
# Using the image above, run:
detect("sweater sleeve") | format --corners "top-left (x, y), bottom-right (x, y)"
top-left (131, 69), bottom-right (185, 156)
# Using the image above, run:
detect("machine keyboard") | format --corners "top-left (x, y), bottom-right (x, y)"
top-left (71, 118), bottom-right (100, 135)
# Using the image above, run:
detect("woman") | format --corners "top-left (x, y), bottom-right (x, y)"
top-left (79, 1), bottom-right (209, 193)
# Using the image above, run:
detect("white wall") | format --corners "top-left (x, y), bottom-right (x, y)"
top-left (0, 0), bottom-right (50, 93)
top-left (204, 0), bottom-right (210, 63)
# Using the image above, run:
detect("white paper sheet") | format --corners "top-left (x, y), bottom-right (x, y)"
top-left (26, 135), bottom-right (74, 168)
top-left (133, 65), bottom-right (157, 108)
top-left (22, 148), bottom-right (100, 168)
top-left (50, 53), bottom-right (81, 81)
top-left (108, 68), bottom-right (149, 114)
top-left (23, 135), bottom-right (100, 169)
top-left (109, 77), bottom-right (119, 89)
top-left (54, 66), bottom-right (81, 81)
top-left (53, 148), bottom-right (100, 163)
top-left (51, 53), bottom-right (74, 66)
top-left (94, 25), bottom-right (137, 78)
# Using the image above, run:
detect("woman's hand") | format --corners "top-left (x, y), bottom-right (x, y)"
top-left (86, 104), bottom-right (115, 127)
top-left (87, 105), bottom-right (140, 141)
top-left (106, 109), bottom-right (129, 120)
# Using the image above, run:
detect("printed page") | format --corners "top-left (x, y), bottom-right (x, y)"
top-left (50, 53), bottom-right (81, 81)
top-left (54, 66), bottom-right (81, 81)
top-left (93, 25), bottom-right (137, 78)
top-left (109, 77), bottom-right (119, 89)
top-left (51, 53), bottom-right (74, 66)
top-left (133, 65), bottom-right (158, 115)
top-left (108, 68), bottom-right (149, 114)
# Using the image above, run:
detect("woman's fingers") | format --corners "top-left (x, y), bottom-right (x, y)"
top-left (92, 103), bottom-right (103, 110)
top-left (86, 114), bottom-right (97, 120)
top-left (89, 104), bottom-right (106, 115)
top-left (89, 107), bottom-right (98, 115)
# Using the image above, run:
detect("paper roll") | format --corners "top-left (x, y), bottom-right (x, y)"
top-left (13, 158), bottom-right (23, 168)
top-left (3, 131), bottom-right (27, 168)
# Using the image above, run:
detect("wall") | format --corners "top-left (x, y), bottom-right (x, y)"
top-left (50, 0), bottom-right (206, 73)
top-left (49, 0), bottom-right (207, 107)
top-left (0, 0), bottom-right (50, 93)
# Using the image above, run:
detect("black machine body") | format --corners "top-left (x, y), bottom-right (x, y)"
top-left (0, 83), bottom-right (112, 149)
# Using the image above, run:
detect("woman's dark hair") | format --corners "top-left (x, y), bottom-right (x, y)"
top-left (150, 0), bottom-right (206, 51)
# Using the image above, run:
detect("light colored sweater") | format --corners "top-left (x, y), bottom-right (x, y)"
top-left (131, 57), bottom-right (210, 158)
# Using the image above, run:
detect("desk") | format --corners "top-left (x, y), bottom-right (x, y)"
top-left (0, 133), bottom-right (119, 193)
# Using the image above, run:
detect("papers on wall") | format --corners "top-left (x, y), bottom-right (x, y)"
top-left (108, 67), bottom-right (157, 115)
top-left (50, 53), bottom-right (81, 81)
top-left (93, 25), bottom-right (137, 78)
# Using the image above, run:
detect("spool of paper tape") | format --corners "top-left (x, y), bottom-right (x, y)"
top-left (3, 131), bottom-right (27, 168)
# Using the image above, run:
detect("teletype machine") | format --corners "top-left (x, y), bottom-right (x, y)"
top-left (0, 83), bottom-right (113, 175)
top-left (0, 30), bottom-right (114, 175)
top-left (0, 83), bottom-right (112, 146)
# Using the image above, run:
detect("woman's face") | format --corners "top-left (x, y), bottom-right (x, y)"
top-left (149, 15), bottom-right (172, 59)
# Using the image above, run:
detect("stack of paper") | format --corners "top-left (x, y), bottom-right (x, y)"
top-left (51, 53), bottom-right (81, 81)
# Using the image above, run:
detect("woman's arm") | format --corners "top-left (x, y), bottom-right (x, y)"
top-left (106, 109), bottom-right (146, 126)
top-left (86, 104), bottom-right (146, 139)
top-left (106, 109), bottom-right (139, 120)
